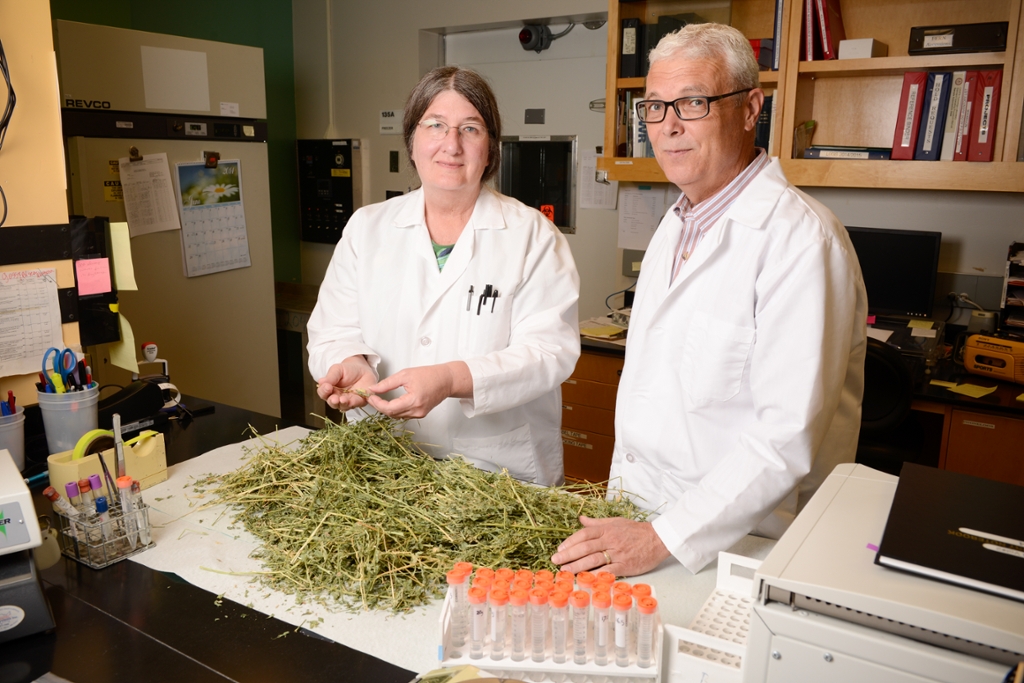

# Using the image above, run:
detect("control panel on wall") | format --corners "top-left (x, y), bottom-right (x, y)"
top-left (297, 139), bottom-right (360, 244)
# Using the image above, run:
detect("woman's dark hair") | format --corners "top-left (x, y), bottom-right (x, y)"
top-left (403, 66), bottom-right (502, 183)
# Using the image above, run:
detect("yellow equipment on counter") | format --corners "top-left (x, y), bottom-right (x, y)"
top-left (47, 430), bottom-right (168, 499)
top-left (964, 334), bottom-right (1024, 385)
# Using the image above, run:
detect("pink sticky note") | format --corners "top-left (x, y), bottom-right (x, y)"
top-left (75, 258), bottom-right (112, 296)
top-left (866, 315), bottom-right (876, 325)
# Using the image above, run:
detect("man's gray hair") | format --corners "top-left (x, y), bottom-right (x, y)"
top-left (648, 23), bottom-right (760, 91)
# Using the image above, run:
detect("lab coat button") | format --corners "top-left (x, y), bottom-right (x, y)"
top-left (420, 336), bottom-right (431, 346)
top-left (626, 453), bottom-right (635, 463)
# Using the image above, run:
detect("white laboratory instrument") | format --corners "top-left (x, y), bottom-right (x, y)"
top-left (0, 448), bottom-right (55, 644)
top-left (743, 464), bottom-right (1023, 683)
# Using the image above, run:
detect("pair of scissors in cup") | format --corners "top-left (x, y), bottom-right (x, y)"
top-left (43, 347), bottom-right (77, 393)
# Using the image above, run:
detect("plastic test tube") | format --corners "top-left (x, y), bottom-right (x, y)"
top-left (78, 478), bottom-right (94, 512)
top-left (446, 569), bottom-right (469, 650)
top-left (64, 481), bottom-right (82, 512)
top-left (576, 570), bottom-right (596, 596)
top-left (594, 570), bottom-right (616, 587)
top-left (549, 590), bottom-right (569, 664)
top-left (509, 588), bottom-right (529, 661)
top-left (529, 588), bottom-right (549, 663)
top-left (88, 474), bottom-right (105, 502)
top-left (514, 568), bottom-right (534, 585)
top-left (43, 486), bottom-right (79, 519)
top-left (570, 590), bottom-right (590, 665)
top-left (43, 486), bottom-right (81, 547)
top-left (472, 575), bottom-right (493, 637)
top-left (636, 596), bottom-right (659, 668)
top-left (495, 567), bottom-right (515, 583)
top-left (592, 590), bottom-right (612, 666)
top-left (453, 561), bottom-right (474, 576)
top-left (468, 586), bottom-right (488, 659)
top-left (534, 569), bottom-right (554, 584)
top-left (489, 588), bottom-right (509, 660)
top-left (613, 593), bottom-right (632, 666)
top-left (631, 583), bottom-right (652, 647)
top-left (117, 476), bottom-right (138, 550)
top-left (131, 480), bottom-right (152, 546)
top-left (555, 570), bottom-right (574, 584)
top-left (94, 496), bottom-right (112, 542)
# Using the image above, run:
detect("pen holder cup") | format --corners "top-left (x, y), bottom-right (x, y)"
top-left (37, 385), bottom-right (99, 454)
top-left (0, 406), bottom-right (26, 471)
top-left (47, 431), bottom-right (168, 503)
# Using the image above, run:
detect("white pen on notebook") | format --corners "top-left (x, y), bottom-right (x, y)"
top-left (982, 543), bottom-right (1024, 559)
top-left (959, 527), bottom-right (1024, 548)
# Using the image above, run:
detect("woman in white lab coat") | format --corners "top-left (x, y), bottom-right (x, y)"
top-left (306, 67), bottom-right (580, 486)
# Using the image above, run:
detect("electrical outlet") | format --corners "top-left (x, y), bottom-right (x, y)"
top-left (389, 150), bottom-right (399, 173)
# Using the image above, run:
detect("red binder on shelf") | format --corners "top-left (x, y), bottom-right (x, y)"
top-left (802, 0), bottom-right (822, 61)
top-left (953, 71), bottom-right (979, 161)
top-left (966, 69), bottom-right (1003, 162)
top-left (814, 0), bottom-right (846, 60)
top-left (891, 71), bottom-right (928, 160)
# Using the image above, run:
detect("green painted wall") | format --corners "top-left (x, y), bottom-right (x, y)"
top-left (50, 0), bottom-right (301, 284)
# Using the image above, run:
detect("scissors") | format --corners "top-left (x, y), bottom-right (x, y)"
top-left (43, 347), bottom-right (77, 392)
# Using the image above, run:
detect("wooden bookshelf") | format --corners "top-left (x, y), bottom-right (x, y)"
top-left (600, 0), bottom-right (1024, 192)
top-left (599, 0), bottom-right (788, 183)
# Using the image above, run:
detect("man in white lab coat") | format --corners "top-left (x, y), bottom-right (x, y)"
top-left (553, 24), bottom-right (868, 575)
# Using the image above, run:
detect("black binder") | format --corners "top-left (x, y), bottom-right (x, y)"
top-left (620, 18), bottom-right (641, 78)
top-left (875, 463), bottom-right (1024, 602)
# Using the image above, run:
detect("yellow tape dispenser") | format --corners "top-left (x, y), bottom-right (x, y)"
top-left (47, 429), bottom-right (168, 500)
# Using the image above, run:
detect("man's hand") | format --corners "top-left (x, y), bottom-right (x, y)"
top-left (316, 355), bottom-right (377, 410)
top-left (551, 516), bottom-right (671, 577)
top-left (367, 361), bottom-right (472, 419)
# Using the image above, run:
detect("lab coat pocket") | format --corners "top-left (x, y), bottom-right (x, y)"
top-left (458, 289), bottom-right (513, 358)
top-left (452, 423), bottom-right (538, 483)
top-left (680, 311), bottom-right (754, 404)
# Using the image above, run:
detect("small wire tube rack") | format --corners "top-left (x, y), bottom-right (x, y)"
top-left (54, 503), bottom-right (154, 569)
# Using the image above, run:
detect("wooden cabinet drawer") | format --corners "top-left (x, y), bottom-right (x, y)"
top-left (945, 409), bottom-right (1024, 486)
top-left (562, 402), bottom-right (615, 438)
top-left (570, 350), bottom-right (624, 385)
top-left (562, 428), bottom-right (614, 483)
top-left (561, 378), bottom-right (618, 410)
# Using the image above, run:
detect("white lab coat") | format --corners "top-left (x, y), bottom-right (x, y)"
top-left (610, 159), bottom-right (868, 573)
top-left (307, 187), bottom-right (580, 486)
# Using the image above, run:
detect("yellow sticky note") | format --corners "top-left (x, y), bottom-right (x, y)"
top-left (581, 325), bottom-right (626, 339)
top-left (947, 383), bottom-right (997, 399)
top-left (109, 312), bottom-right (140, 373)
top-left (1016, 393), bottom-right (1024, 403)
top-left (110, 222), bottom-right (138, 291)
top-left (930, 380), bottom-right (958, 388)
top-left (907, 320), bottom-right (933, 329)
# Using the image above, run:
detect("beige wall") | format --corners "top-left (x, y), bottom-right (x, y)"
top-left (0, 0), bottom-right (74, 403)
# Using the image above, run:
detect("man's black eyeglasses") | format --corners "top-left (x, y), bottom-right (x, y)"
top-left (635, 88), bottom-right (753, 123)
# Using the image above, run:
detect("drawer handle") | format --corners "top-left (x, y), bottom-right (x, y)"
top-left (962, 420), bottom-right (995, 429)
top-left (616, 369), bottom-right (622, 377)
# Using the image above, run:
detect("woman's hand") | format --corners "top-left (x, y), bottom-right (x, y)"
top-left (551, 516), bottom-right (671, 578)
top-left (317, 355), bottom-right (377, 410)
top-left (368, 361), bottom-right (473, 419)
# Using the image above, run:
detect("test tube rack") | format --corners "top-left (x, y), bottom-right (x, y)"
top-left (664, 552), bottom-right (761, 683)
top-left (438, 588), bottom-right (664, 683)
top-left (53, 503), bottom-right (154, 569)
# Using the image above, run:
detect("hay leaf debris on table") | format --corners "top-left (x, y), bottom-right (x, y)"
top-left (200, 414), bottom-right (646, 613)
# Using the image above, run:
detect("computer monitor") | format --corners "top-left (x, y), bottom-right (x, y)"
top-left (845, 226), bottom-right (942, 319)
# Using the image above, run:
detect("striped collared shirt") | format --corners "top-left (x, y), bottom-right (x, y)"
top-left (670, 149), bottom-right (770, 282)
